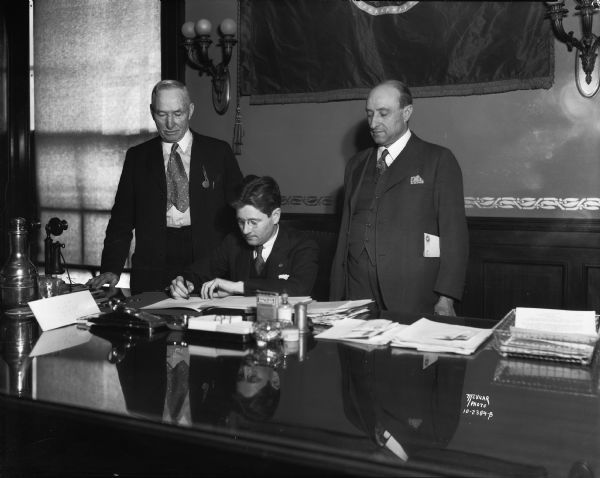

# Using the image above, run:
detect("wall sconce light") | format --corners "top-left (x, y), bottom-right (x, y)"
top-left (545, 0), bottom-right (600, 98)
top-left (181, 18), bottom-right (237, 114)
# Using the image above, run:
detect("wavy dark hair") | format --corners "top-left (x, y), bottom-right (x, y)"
top-left (231, 175), bottom-right (281, 216)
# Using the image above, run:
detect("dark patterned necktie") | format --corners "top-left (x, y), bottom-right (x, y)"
top-left (166, 142), bottom-right (189, 212)
top-left (254, 245), bottom-right (265, 275)
top-left (376, 149), bottom-right (389, 176)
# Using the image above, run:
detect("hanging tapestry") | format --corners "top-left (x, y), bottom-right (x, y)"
top-left (240, 1), bottom-right (554, 104)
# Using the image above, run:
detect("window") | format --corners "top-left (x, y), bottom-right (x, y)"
top-left (33, 0), bottom-right (161, 283)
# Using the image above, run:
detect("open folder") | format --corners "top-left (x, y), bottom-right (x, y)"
top-left (142, 295), bottom-right (311, 312)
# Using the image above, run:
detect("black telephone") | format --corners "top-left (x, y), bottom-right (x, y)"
top-left (85, 302), bottom-right (168, 337)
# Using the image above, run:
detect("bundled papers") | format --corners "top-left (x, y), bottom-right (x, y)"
top-left (390, 318), bottom-right (494, 355)
top-left (307, 299), bottom-right (373, 326)
top-left (315, 318), bottom-right (403, 346)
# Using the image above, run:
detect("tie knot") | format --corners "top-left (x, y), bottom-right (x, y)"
top-left (256, 245), bottom-right (263, 256)
top-left (376, 149), bottom-right (389, 176)
top-left (171, 143), bottom-right (179, 154)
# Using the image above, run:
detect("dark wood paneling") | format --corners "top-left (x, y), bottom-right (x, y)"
top-left (461, 218), bottom-right (600, 320)
top-left (482, 261), bottom-right (565, 320)
top-left (586, 266), bottom-right (600, 314)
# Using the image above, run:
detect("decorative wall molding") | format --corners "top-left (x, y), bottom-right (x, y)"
top-left (284, 195), bottom-right (600, 212)
top-left (351, 1), bottom-right (419, 16)
top-left (282, 196), bottom-right (335, 208)
top-left (465, 197), bottom-right (600, 211)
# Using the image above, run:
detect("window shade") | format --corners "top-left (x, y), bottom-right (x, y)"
top-left (33, 0), bottom-right (161, 268)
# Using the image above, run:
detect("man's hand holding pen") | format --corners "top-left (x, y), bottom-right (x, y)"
top-left (170, 276), bottom-right (194, 299)
top-left (169, 276), bottom-right (244, 299)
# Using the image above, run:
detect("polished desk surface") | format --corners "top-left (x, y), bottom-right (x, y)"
top-left (0, 295), bottom-right (598, 477)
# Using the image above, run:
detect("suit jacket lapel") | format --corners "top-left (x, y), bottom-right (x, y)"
top-left (189, 131), bottom-right (206, 194)
top-left (149, 138), bottom-right (167, 194)
top-left (265, 227), bottom-right (289, 276)
top-left (348, 149), bottom-right (376, 215)
top-left (383, 134), bottom-right (420, 193)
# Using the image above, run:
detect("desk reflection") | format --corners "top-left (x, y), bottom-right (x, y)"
top-left (338, 344), bottom-right (549, 476)
top-left (338, 343), bottom-right (465, 462)
top-left (114, 331), bottom-right (307, 427)
top-left (0, 317), bottom-right (38, 397)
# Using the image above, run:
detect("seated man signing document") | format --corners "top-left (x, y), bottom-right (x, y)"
top-left (170, 176), bottom-right (319, 299)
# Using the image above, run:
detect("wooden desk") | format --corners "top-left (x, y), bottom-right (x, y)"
top-left (0, 307), bottom-right (597, 477)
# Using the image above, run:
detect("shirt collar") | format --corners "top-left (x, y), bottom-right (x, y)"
top-left (162, 129), bottom-right (193, 155)
top-left (259, 224), bottom-right (279, 259)
top-left (378, 129), bottom-right (411, 166)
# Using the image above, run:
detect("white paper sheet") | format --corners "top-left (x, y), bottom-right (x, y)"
top-left (28, 290), bottom-right (101, 332)
top-left (514, 307), bottom-right (598, 336)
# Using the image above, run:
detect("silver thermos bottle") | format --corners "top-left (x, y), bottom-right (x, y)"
top-left (0, 217), bottom-right (39, 310)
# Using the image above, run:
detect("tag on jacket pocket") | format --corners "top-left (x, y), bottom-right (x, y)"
top-left (423, 233), bottom-right (440, 257)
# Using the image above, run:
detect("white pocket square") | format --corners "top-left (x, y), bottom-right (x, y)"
top-left (410, 175), bottom-right (424, 185)
top-left (278, 274), bottom-right (290, 280)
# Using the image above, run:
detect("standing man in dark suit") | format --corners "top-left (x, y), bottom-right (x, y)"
top-left (88, 80), bottom-right (243, 294)
top-left (170, 176), bottom-right (318, 299)
top-left (330, 80), bottom-right (468, 316)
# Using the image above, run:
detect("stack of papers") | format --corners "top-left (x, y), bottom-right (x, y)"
top-left (315, 318), bottom-right (403, 346)
top-left (307, 300), bottom-right (373, 326)
top-left (315, 317), bottom-right (492, 355)
top-left (390, 318), bottom-right (494, 355)
top-left (514, 307), bottom-right (598, 335)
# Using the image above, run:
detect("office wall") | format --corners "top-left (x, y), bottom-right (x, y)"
top-left (185, 0), bottom-right (600, 218)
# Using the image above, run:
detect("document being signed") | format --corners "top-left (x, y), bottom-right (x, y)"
top-left (141, 295), bottom-right (312, 312)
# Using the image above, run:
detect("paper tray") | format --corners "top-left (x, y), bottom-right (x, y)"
top-left (493, 309), bottom-right (599, 365)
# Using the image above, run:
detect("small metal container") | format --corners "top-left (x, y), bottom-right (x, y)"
top-left (294, 302), bottom-right (308, 333)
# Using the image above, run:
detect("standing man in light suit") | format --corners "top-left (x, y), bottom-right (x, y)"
top-left (88, 79), bottom-right (243, 294)
top-left (330, 80), bottom-right (468, 315)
